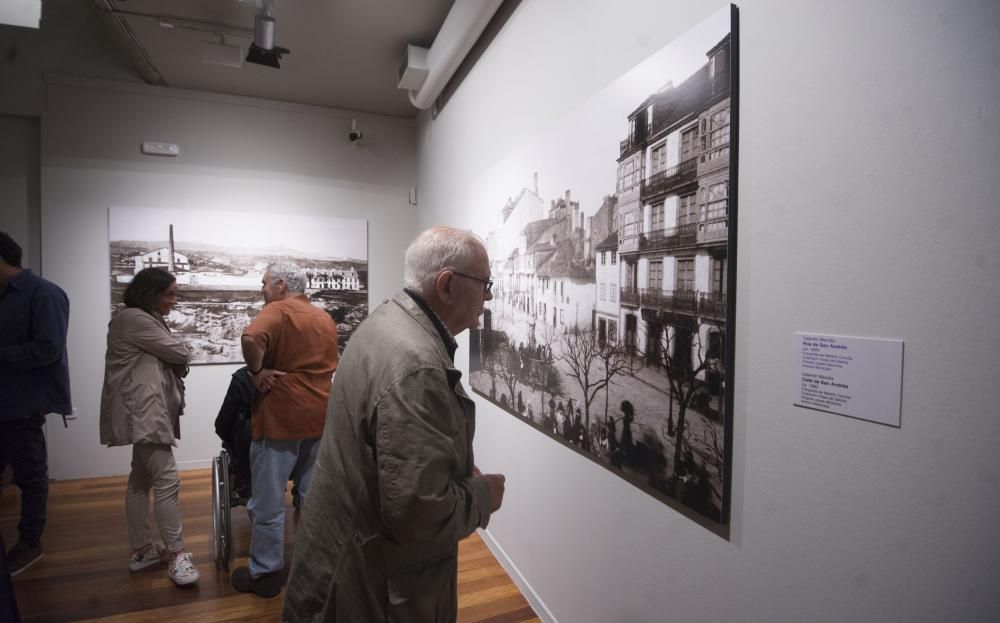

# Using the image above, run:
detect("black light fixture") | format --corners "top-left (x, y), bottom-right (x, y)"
top-left (246, 2), bottom-right (289, 68)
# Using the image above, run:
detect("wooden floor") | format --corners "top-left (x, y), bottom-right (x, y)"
top-left (1, 468), bottom-right (539, 623)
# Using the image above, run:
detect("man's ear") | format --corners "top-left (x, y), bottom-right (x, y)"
top-left (434, 270), bottom-right (453, 302)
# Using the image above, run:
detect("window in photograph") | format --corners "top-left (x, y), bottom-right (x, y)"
top-left (651, 202), bottom-right (665, 232)
top-left (679, 193), bottom-right (698, 226)
top-left (648, 260), bottom-right (663, 290)
top-left (676, 258), bottom-right (694, 291)
top-left (681, 125), bottom-right (698, 162)
top-left (651, 142), bottom-right (668, 174)
top-left (705, 181), bottom-right (728, 221)
top-left (711, 256), bottom-right (728, 294)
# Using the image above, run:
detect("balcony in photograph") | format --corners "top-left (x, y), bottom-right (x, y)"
top-left (698, 142), bottom-right (730, 175)
top-left (641, 157), bottom-right (697, 199)
top-left (620, 137), bottom-right (643, 157)
top-left (618, 224), bottom-right (641, 255)
top-left (641, 223), bottom-right (698, 252)
top-left (620, 286), bottom-right (640, 307)
top-left (641, 288), bottom-right (698, 315)
top-left (619, 237), bottom-right (640, 255)
top-left (698, 216), bottom-right (728, 244)
top-left (699, 291), bottom-right (727, 319)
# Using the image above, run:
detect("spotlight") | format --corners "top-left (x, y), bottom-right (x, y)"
top-left (246, 11), bottom-right (289, 68)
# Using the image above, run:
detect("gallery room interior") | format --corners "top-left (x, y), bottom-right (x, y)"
top-left (1, 0), bottom-right (998, 621)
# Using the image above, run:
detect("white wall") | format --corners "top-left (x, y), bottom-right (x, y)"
top-left (417, 1), bottom-right (1000, 622)
top-left (41, 75), bottom-right (419, 480)
top-left (0, 115), bottom-right (40, 269)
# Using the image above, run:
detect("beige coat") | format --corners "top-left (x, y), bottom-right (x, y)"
top-left (100, 307), bottom-right (191, 447)
top-left (283, 291), bottom-right (493, 623)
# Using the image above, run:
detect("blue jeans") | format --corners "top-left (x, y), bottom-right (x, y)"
top-left (247, 438), bottom-right (319, 577)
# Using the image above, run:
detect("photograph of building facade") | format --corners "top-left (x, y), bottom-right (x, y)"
top-left (133, 247), bottom-right (191, 273)
top-left (470, 14), bottom-right (735, 532)
top-left (109, 207), bottom-right (369, 365)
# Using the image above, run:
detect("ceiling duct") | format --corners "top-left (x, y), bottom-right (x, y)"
top-left (404, 0), bottom-right (503, 110)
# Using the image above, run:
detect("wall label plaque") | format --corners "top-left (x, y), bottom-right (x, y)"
top-left (793, 332), bottom-right (903, 427)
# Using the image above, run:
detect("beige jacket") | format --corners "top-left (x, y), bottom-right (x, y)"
top-left (99, 307), bottom-right (191, 447)
top-left (283, 291), bottom-right (492, 623)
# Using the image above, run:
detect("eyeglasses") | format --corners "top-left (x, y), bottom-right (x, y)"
top-left (451, 270), bottom-right (493, 294)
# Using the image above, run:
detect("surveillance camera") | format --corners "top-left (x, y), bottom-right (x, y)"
top-left (348, 119), bottom-right (363, 143)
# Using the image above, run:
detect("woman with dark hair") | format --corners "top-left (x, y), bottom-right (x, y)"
top-left (99, 268), bottom-right (199, 586)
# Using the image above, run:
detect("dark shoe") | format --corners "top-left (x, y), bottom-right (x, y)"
top-left (231, 565), bottom-right (282, 598)
top-left (7, 542), bottom-right (44, 578)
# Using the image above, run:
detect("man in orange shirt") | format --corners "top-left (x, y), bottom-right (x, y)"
top-left (231, 262), bottom-right (339, 598)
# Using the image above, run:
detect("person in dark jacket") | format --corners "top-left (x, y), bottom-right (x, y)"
top-left (0, 231), bottom-right (71, 578)
top-left (214, 367), bottom-right (255, 501)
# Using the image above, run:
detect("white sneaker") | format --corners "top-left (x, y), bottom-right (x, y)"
top-left (167, 552), bottom-right (200, 586)
top-left (128, 544), bottom-right (166, 572)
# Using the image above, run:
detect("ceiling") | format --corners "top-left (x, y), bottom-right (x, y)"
top-left (95, 0), bottom-right (456, 118)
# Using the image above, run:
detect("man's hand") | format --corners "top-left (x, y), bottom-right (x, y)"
top-left (477, 473), bottom-right (506, 512)
top-left (251, 368), bottom-right (286, 393)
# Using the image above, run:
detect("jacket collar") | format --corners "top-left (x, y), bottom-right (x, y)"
top-left (401, 289), bottom-right (458, 362)
top-left (392, 290), bottom-right (459, 364)
top-left (5, 268), bottom-right (31, 292)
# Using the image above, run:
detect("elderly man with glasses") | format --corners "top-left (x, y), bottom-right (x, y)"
top-left (283, 226), bottom-right (506, 623)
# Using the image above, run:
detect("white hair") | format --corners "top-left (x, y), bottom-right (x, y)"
top-left (267, 262), bottom-right (307, 293)
top-left (404, 226), bottom-right (484, 296)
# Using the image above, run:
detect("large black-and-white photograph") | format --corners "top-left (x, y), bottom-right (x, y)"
top-left (469, 6), bottom-right (737, 535)
top-left (109, 207), bottom-right (368, 365)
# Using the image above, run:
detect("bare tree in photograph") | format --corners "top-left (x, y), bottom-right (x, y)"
top-left (686, 409), bottom-right (724, 497)
top-left (597, 337), bottom-right (631, 429)
top-left (480, 342), bottom-right (502, 403)
top-left (530, 322), bottom-right (563, 421)
top-left (480, 315), bottom-right (520, 408)
top-left (558, 324), bottom-right (631, 451)
top-left (494, 341), bottom-right (524, 414)
top-left (654, 319), bottom-right (725, 500)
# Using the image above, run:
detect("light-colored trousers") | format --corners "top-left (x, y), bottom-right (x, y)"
top-left (126, 443), bottom-right (184, 553)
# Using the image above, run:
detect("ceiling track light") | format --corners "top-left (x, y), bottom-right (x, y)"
top-left (244, 0), bottom-right (290, 68)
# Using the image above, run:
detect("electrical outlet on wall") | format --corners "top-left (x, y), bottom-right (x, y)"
top-left (141, 141), bottom-right (180, 157)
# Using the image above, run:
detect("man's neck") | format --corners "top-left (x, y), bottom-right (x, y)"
top-left (419, 293), bottom-right (462, 336)
top-left (267, 292), bottom-right (306, 305)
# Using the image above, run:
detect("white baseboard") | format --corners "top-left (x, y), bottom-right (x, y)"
top-left (477, 528), bottom-right (557, 623)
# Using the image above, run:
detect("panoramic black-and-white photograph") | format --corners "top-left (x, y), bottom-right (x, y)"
top-left (109, 207), bottom-right (368, 365)
top-left (469, 6), bottom-right (737, 534)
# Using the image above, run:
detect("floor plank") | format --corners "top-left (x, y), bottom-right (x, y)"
top-left (1, 468), bottom-right (539, 622)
